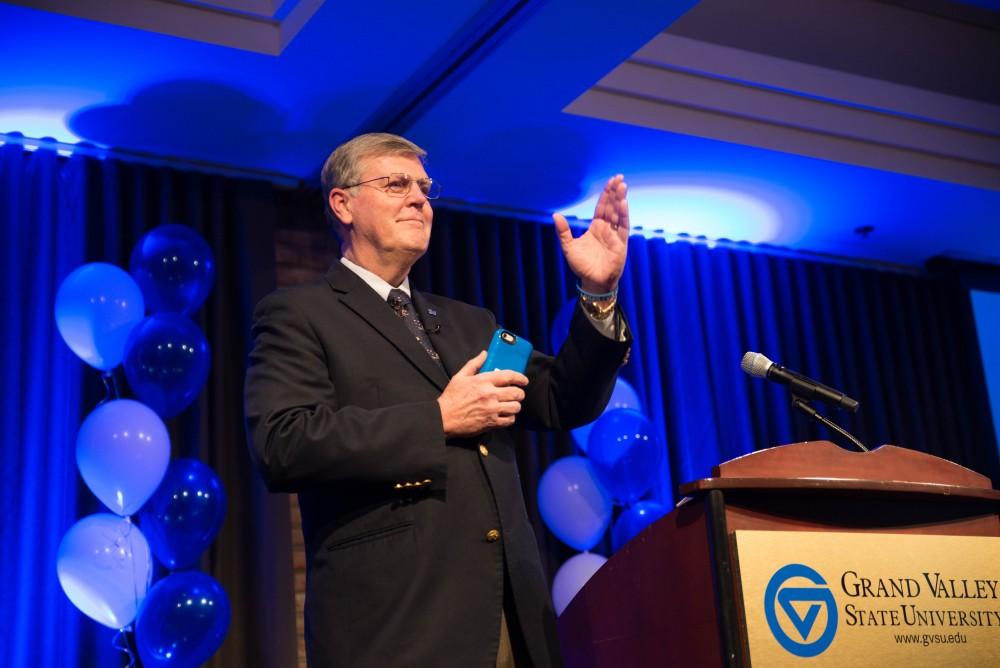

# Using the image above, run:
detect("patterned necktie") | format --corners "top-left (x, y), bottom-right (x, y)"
top-left (387, 288), bottom-right (444, 370)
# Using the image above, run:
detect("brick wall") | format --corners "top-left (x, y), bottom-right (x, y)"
top-left (273, 220), bottom-right (338, 668)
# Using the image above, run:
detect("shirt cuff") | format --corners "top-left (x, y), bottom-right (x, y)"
top-left (584, 306), bottom-right (628, 342)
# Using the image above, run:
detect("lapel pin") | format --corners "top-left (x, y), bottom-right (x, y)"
top-left (427, 308), bottom-right (438, 316)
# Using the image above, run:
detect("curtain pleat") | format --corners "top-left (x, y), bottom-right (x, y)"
top-left (1, 145), bottom-right (295, 668)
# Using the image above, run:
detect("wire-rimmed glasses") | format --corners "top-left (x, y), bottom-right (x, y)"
top-left (340, 173), bottom-right (441, 199)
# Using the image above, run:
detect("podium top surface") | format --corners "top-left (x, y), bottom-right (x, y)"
top-left (679, 441), bottom-right (1000, 501)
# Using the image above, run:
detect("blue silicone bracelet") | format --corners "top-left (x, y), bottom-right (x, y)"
top-left (576, 282), bottom-right (618, 300)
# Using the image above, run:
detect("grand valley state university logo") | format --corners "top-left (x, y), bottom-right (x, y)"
top-left (764, 564), bottom-right (839, 657)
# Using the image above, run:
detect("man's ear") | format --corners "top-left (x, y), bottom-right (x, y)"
top-left (329, 188), bottom-right (353, 225)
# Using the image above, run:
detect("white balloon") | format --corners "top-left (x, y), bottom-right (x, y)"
top-left (57, 514), bottom-right (153, 629)
top-left (76, 399), bottom-right (171, 516)
top-left (551, 552), bottom-right (608, 616)
top-left (537, 457), bottom-right (611, 551)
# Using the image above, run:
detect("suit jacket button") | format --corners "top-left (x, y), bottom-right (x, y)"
top-left (485, 529), bottom-right (501, 542)
top-left (479, 444), bottom-right (489, 457)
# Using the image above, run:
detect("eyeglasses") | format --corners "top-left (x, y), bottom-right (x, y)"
top-left (340, 173), bottom-right (441, 200)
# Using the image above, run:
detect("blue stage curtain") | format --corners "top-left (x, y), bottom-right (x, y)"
top-left (415, 207), bottom-right (999, 572)
top-left (0, 143), bottom-right (114, 667)
top-left (0, 143), bottom-right (295, 667)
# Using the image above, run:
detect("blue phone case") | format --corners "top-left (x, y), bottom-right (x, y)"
top-left (480, 329), bottom-right (533, 374)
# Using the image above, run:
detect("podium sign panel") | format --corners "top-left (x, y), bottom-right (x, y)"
top-left (733, 531), bottom-right (1000, 666)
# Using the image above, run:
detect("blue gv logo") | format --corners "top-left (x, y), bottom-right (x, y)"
top-left (764, 564), bottom-right (838, 657)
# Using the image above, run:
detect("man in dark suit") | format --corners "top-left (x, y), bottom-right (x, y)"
top-left (245, 133), bottom-right (631, 667)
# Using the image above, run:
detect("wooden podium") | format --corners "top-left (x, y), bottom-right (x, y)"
top-left (556, 441), bottom-right (1000, 666)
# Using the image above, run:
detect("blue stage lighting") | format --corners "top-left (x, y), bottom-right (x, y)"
top-left (560, 181), bottom-right (802, 245)
top-left (0, 106), bottom-right (80, 144)
top-left (971, 290), bottom-right (1000, 452)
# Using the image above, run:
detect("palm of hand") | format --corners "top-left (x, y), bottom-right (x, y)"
top-left (563, 222), bottom-right (626, 290)
top-left (554, 175), bottom-right (629, 293)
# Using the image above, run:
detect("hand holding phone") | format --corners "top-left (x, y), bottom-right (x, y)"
top-left (437, 335), bottom-right (531, 437)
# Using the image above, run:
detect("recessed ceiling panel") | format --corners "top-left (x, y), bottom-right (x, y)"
top-left (566, 7), bottom-right (1000, 191)
top-left (6, 0), bottom-right (325, 54)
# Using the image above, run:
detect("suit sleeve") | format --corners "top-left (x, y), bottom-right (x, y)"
top-left (518, 300), bottom-right (632, 432)
top-left (244, 291), bottom-right (447, 493)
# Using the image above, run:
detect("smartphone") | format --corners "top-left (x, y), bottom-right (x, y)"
top-left (480, 328), bottom-right (533, 374)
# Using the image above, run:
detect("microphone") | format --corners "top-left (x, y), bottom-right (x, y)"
top-left (741, 352), bottom-right (860, 412)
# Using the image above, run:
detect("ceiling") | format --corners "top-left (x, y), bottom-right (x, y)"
top-left (2, 0), bottom-right (999, 268)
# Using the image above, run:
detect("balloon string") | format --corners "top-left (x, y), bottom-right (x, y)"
top-left (124, 516), bottom-right (145, 651)
top-left (100, 370), bottom-right (121, 404)
top-left (112, 626), bottom-right (136, 668)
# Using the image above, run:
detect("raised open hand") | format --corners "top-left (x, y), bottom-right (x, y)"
top-left (552, 175), bottom-right (629, 294)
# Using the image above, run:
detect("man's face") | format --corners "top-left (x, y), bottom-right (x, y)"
top-left (339, 153), bottom-right (433, 262)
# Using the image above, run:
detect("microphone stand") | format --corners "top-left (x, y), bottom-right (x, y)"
top-left (790, 395), bottom-right (870, 452)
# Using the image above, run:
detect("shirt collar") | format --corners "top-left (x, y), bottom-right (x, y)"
top-left (340, 256), bottom-right (411, 302)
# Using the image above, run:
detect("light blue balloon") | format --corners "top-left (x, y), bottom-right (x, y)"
top-left (571, 377), bottom-right (642, 452)
top-left (76, 399), bottom-right (171, 516)
top-left (55, 262), bottom-right (145, 370)
top-left (587, 409), bottom-right (662, 505)
top-left (551, 552), bottom-right (607, 616)
top-left (611, 501), bottom-right (668, 552)
top-left (537, 456), bottom-right (612, 551)
top-left (136, 571), bottom-right (231, 668)
top-left (56, 513), bottom-right (153, 629)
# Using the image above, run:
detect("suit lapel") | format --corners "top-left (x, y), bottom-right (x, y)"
top-left (325, 263), bottom-right (450, 391)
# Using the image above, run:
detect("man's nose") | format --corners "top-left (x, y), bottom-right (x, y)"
top-left (404, 186), bottom-right (428, 206)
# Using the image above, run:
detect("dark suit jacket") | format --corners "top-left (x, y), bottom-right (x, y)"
top-left (245, 261), bottom-right (630, 667)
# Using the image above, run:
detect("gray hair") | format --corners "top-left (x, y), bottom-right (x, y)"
top-left (321, 133), bottom-right (427, 233)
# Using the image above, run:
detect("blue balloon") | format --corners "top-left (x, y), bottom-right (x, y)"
top-left (571, 377), bottom-right (642, 452)
top-left (124, 313), bottom-right (211, 418)
top-left (140, 459), bottom-right (226, 570)
top-left (77, 399), bottom-right (171, 516)
top-left (611, 501), bottom-right (668, 552)
top-left (136, 571), bottom-right (230, 668)
top-left (130, 224), bottom-right (215, 315)
top-left (55, 262), bottom-right (145, 370)
top-left (551, 552), bottom-right (607, 616)
top-left (548, 300), bottom-right (576, 354)
top-left (537, 456), bottom-right (612, 551)
top-left (587, 409), bottom-right (662, 505)
top-left (56, 514), bottom-right (153, 629)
